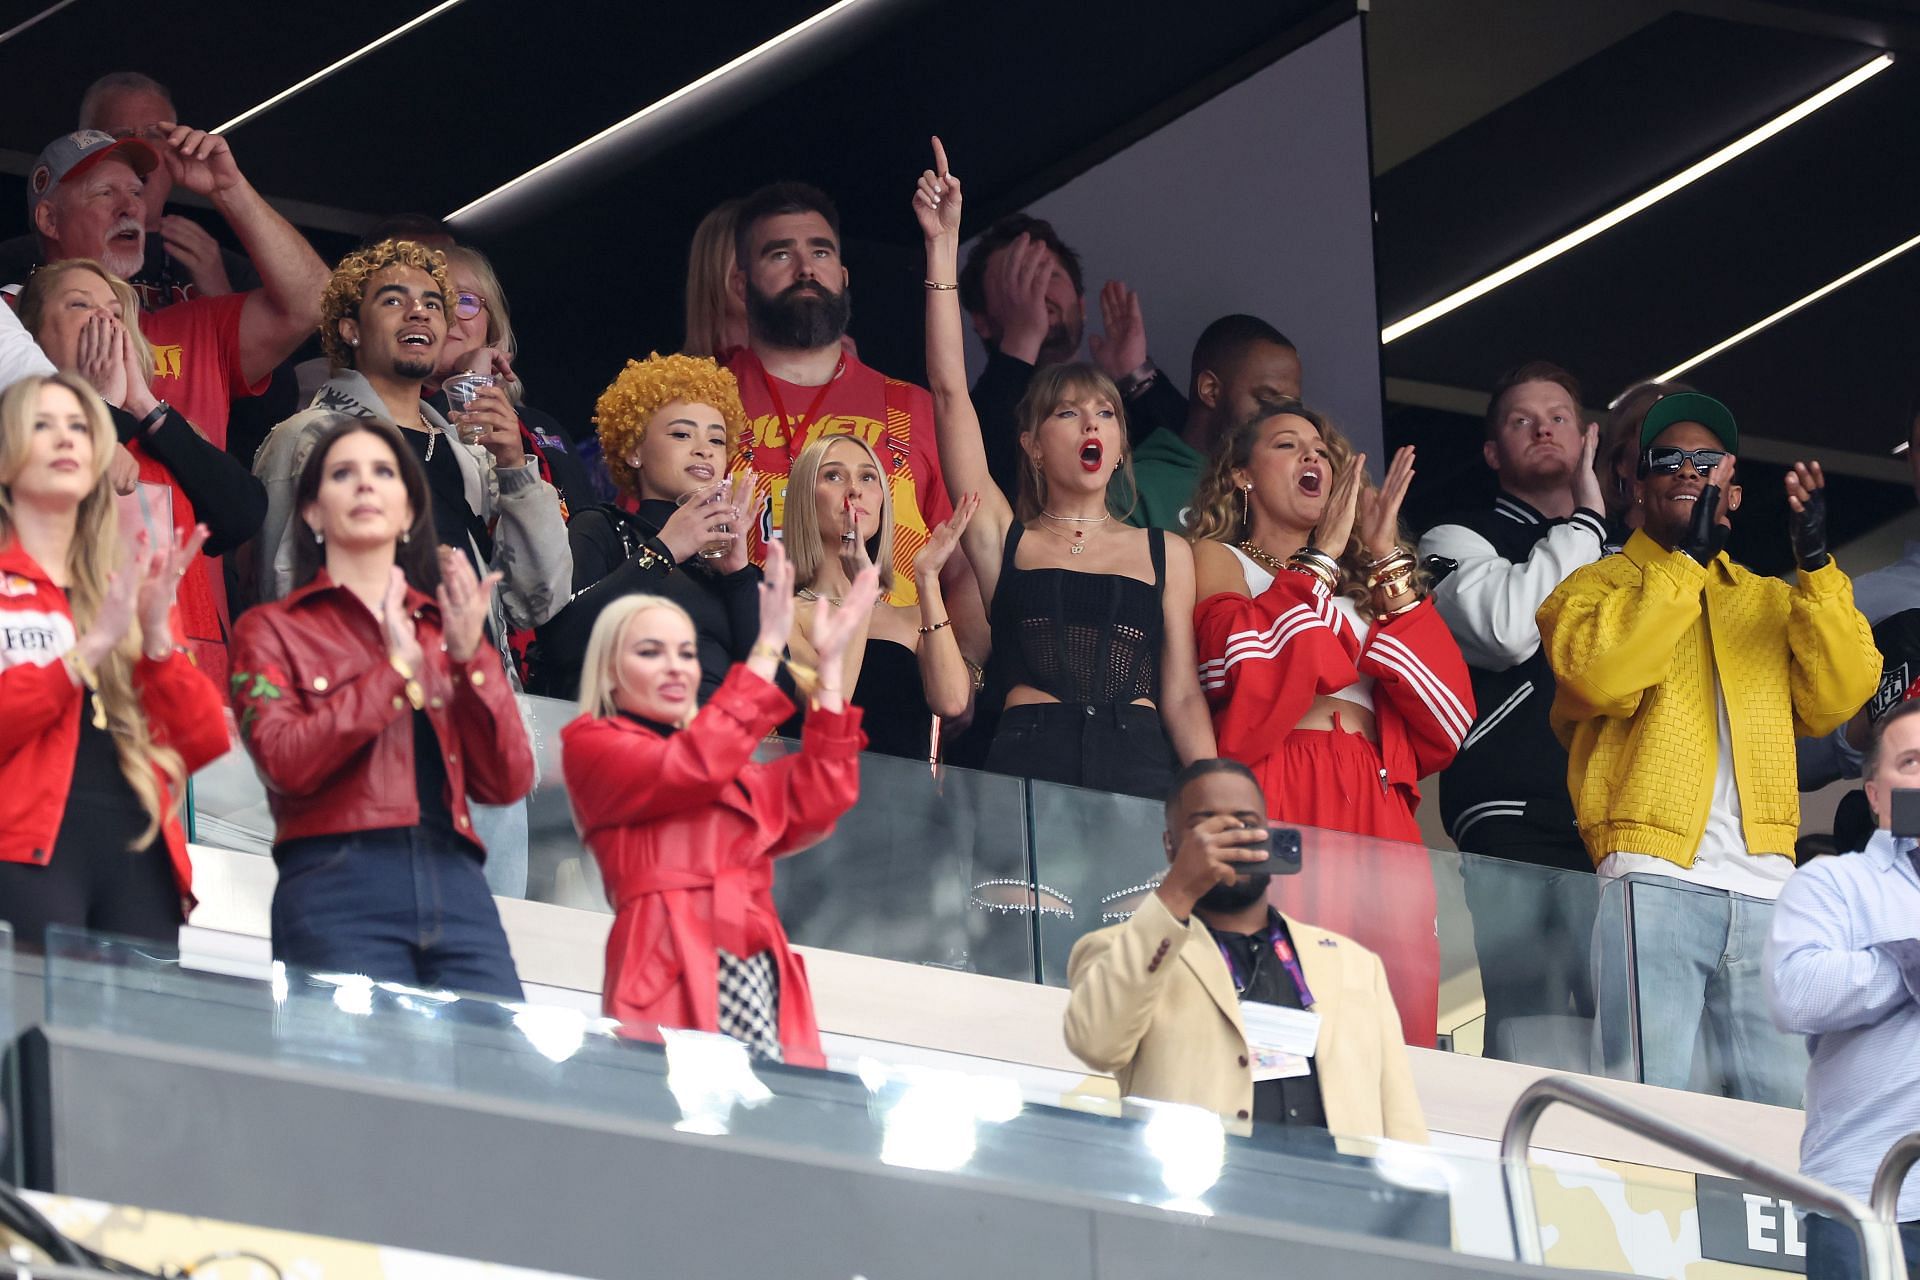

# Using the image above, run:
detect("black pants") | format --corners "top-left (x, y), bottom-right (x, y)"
top-left (0, 815), bottom-right (182, 950)
top-left (1458, 814), bottom-right (1598, 1062)
top-left (983, 702), bottom-right (1174, 800)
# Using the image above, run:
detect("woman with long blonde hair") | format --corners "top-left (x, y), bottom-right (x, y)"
top-left (0, 373), bottom-right (228, 946)
top-left (682, 198), bottom-right (747, 359)
top-left (1190, 399), bottom-right (1473, 1047)
top-left (783, 432), bottom-right (976, 760)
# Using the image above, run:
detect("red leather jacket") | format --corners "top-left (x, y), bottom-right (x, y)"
top-left (561, 666), bottom-right (865, 1068)
top-left (0, 540), bottom-right (230, 906)
top-left (228, 571), bottom-right (533, 847)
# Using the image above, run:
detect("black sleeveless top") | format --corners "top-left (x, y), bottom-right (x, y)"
top-left (988, 524), bottom-right (1166, 707)
top-left (853, 637), bottom-right (934, 761)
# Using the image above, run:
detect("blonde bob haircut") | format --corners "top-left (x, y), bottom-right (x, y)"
top-left (442, 244), bottom-right (525, 406)
top-left (783, 433), bottom-right (896, 598)
top-left (1188, 398), bottom-right (1423, 622)
top-left (0, 374), bottom-right (185, 846)
top-left (576, 593), bottom-right (698, 720)
top-left (594, 352), bottom-right (748, 500)
top-left (16, 258), bottom-right (156, 378)
top-left (1013, 361), bottom-right (1140, 523)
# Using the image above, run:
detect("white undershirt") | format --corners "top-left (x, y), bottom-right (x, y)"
top-left (1226, 545), bottom-right (1375, 712)
top-left (1597, 670), bottom-right (1793, 899)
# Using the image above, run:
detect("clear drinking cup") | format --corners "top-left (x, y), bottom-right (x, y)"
top-left (677, 479), bottom-right (732, 560)
top-left (444, 372), bottom-right (496, 445)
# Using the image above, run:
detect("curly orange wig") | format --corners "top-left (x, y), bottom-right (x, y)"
top-left (594, 352), bottom-right (748, 498)
top-left (319, 239), bottom-right (453, 371)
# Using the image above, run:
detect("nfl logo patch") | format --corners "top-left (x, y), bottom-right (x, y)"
top-left (28, 165), bottom-right (50, 199)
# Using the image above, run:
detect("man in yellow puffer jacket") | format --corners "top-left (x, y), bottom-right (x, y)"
top-left (1538, 392), bottom-right (1878, 1105)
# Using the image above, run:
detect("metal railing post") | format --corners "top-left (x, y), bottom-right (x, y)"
top-left (1872, 1131), bottom-right (1920, 1272)
top-left (1501, 1075), bottom-right (1901, 1277)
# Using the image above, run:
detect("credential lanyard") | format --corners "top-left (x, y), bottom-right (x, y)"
top-left (759, 353), bottom-right (846, 449)
top-left (1218, 927), bottom-right (1316, 1010)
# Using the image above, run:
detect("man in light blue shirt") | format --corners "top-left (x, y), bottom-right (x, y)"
top-left (1769, 699), bottom-right (1920, 1279)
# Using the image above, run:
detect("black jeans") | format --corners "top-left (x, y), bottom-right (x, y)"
top-left (0, 815), bottom-right (181, 949)
top-left (984, 702), bottom-right (1174, 800)
top-left (271, 827), bottom-right (523, 1001)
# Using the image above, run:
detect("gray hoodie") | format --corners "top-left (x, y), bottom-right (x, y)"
top-left (244, 368), bottom-right (572, 644)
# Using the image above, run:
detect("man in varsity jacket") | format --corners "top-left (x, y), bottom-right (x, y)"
top-left (1417, 361), bottom-right (1607, 1063)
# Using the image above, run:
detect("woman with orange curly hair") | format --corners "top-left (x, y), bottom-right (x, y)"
top-left (1189, 400), bottom-right (1473, 1047)
top-left (528, 353), bottom-right (765, 701)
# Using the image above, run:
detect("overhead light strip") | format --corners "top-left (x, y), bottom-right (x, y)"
top-left (1380, 53), bottom-right (1893, 345)
top-left (445, 0), bottom-right (867, 224)
top-left (214, 0), bottom-right (470, 135)
top-left (1651, 227), bottom-right (1920, 384)
top-left (0, 0), bottom-right (83, 48)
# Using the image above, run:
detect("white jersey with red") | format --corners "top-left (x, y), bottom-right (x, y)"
top-left (1196, 555), bottom-right (1475, 809)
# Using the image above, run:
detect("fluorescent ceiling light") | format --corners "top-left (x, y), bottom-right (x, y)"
top-left (0, 0), bottom-right (82, 47)
top-left (1380, 53), bottom-right (1893, 345)
top-left (215, 0), bottom-right (469, 135)
top-left (1650, 227), bottom-right (1920, 385)
top-left (445, 0), bottom-right (868, 225)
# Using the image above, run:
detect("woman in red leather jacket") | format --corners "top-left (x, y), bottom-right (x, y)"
top-left (229, 415), bottom-right (534, 1000)
top-left (0, 373), bottom-right (228, 947)
top-left (561, 541), bottom-right (875, 1065)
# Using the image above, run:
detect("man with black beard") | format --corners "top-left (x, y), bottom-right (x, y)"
top-left (723, 181), bottom-right (961, 613)
top-left (1063, 759), bottom-right (1428, 1141)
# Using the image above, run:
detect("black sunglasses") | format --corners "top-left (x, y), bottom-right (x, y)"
top-left (1639, 445), bottom-right (1729, 478)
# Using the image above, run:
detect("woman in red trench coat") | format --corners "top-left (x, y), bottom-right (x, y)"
top-left (561, 541), bottom-right (877, 1066)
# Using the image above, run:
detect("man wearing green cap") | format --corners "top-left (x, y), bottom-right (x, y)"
top-left (1537, 391), bottom-right (1880, 1104)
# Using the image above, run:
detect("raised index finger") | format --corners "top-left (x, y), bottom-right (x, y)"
top-left (931, 135), bottom-right (949, 178)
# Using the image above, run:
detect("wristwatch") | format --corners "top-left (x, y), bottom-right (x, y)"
top-left (1116, 362), bottom-right (1160, 401)
top-left (137, 401), bottom-right (170, 440)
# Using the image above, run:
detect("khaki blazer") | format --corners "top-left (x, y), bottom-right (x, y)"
top-left (1064, 893), bottom-right (1428, 1144)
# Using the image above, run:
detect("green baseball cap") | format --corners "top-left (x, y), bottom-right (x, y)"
top-left (1639, 391), bottom-right (1738, 453)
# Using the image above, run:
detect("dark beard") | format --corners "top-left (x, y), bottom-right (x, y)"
top-left (393, 351), bottom-right (436, 380)
top-left (1195, 873), bottom-right (1271, 914)
top-left (746, 278), bottom-right (851, 350)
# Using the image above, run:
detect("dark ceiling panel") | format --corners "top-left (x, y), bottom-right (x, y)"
top-left (1372, 12), bottom-right (1876, 323)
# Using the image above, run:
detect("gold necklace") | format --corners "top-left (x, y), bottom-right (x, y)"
top-left (798, 586), bottom-right (883, 610)
top-left (1237, 540), bottom-right (1289, 575)
top-left (1036, 514), bottom-right (1104, 556)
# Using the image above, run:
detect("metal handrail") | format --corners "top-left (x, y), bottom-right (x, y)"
top-left (1873, 1130), bottom-right (1920, 1223)
top-left (1501, 1075), bottom-right (1904, 1278)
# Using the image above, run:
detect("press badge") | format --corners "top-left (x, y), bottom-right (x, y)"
top-left (1241, 1002), bottom-right (1322, 1082)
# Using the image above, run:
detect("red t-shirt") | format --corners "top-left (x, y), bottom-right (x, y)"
top-left (143, 292), bottom-right (264, 451)
top-left (725, 348), bottom-right (952, 607)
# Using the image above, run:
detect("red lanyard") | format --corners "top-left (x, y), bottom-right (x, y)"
top-left (759, 354), bottom-right (845, 449)
top-left (1218, 927), bottom-right (1317, 1009)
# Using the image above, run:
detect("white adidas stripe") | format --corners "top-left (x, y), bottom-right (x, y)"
top-left (1369, 633), bottom-right (1471, 744)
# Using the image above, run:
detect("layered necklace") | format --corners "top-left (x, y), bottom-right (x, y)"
top-left (1236, 540), bottom-right (1290, 576)
top-left (1039, 508), bottom-right (1109, 556)
top-left (798, 585), bottom-right (884, 610)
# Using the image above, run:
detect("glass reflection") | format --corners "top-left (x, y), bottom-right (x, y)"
top-left (663, 1030), bottom-right (772, 1135)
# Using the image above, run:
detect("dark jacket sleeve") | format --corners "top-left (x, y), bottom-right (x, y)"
top-left (973, 347), bottom-right (1036, 498)
top-left (532, 510), bottom-right (676, 696)
top-left (113, 404), bottom-right (269, 555)
top-left (1126, 374), bottom-right (1189, 446)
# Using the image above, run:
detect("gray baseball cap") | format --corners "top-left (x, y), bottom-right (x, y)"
top-left (27, 130), bottom-right (159, 218)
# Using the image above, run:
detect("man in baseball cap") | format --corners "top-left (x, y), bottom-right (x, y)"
top-left (27, 130), bottom-right (159, 282)
top-left (1637, 389), bottom-right (1739, 454)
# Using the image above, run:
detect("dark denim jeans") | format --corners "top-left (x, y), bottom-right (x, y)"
top-left (1804, 1213), bottom-right (1920, 1280)
top-left (271, 827), bottom-right (524, 1002)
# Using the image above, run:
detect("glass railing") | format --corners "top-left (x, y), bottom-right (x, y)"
top-left (186, 693), bottom-right (1810, 1107)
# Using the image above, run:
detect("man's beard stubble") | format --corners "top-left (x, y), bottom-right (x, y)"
top-left (746, 278), bottom-right (852, 351)
top-left (1195, 873), bottom-right (1272, 915)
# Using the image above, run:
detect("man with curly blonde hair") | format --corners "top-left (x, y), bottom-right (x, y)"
top-left (528, 353), bottom-right (766, 701)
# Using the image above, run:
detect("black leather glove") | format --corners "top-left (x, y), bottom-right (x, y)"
top-left (1789, 487), bottom-right (1830, 571)
top-left (1680, 484), bottom-right (1725, 566)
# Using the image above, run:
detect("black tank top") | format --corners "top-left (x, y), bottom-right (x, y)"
top-left (853, 637), bottom-right (934, 761)
top-left (989, 524), bottom-right (1166, 707)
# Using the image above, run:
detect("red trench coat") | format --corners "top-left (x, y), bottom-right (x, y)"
top-left (560, 666), bottom-right (864, 1067)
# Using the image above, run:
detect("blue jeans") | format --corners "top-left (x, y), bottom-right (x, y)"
top-left (1805, 1213), bottom-right (1920, 1280)
top-left (1590, 873), bottom-right (1805, 1106)
top-left (271, 827), bottom-right (523, 1002)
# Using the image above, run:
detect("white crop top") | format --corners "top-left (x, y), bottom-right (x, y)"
top-left (1225, 545), bottom-right (1376, 712)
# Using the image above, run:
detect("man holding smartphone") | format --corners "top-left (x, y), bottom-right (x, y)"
top-left (1063, 759), bottom-right (1427, 1142)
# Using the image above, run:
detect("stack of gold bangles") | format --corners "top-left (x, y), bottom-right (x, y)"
top-left (1367, 548), bottom-right (1422, 616)
top-left (1286, 545), bottom-right (1342, 592)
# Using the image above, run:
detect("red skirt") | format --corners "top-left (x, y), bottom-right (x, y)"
top-left (1251, 723), bottom-right (1439, 1049)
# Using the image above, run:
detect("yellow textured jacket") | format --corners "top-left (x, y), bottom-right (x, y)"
top-left (1537, 530), bottom-right (1878, 867)
top-left (1063, 894), bottom-right (1428, 1144)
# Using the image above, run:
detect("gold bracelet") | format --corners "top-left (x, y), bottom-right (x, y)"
top-left (1288, 547), bottom-right (1340, 592)
top-left (749, 642), bottom-right (784, 664)
top-left (923, 280), bottom-right (958, 291)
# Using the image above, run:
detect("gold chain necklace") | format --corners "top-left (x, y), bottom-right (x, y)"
top-left (1237, 540), bottom-right (1289, 575)
top-left (1037, 513), bottom-right (1105, 556)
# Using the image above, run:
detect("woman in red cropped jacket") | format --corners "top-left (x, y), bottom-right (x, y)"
top-left (0, 374), bottom-right (228, 946)
top-left (562, 542), bottom-right (874, 1066)
top-left (229, 416), bottom-right (533, 1000)
top-left (1189, 402), bottom-right (1473, 1048)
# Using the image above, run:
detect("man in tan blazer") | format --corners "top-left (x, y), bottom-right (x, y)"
top-left (1064, 759), bottom-right (1428, 1143)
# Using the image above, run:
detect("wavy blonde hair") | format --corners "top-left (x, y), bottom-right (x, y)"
top-left (1189, 400), bottom-right (1422, 621)
top-left (577, 594), bottom-right (697, 720)
top-left (594, 352), bottom-right (747, 499)
top-left (17, 258), bottom-right (156, 379)
top-left (0, 374), bottom-right (185, 847)
top-left (682, 198), bottom-right (743, 358)
top-left (783, 434), bottom-right (896, 598)
top-left (1013, 362), bottom-right (1140, 522)
top-left (442, 244), bottom-right (524, 406)
top-left (319, 239), bottom-right (453, 371)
